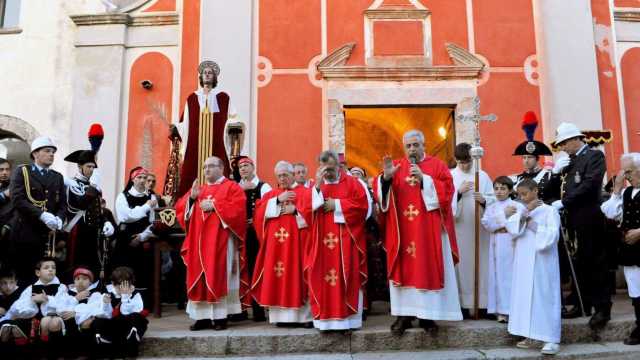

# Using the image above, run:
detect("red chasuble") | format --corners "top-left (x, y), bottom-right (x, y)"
top-left (251, 185), bottom-right (312, 308)
top-left (306, 172), bottom-right (369, 320)
top-left (175, 178), bottom-right (249, 306)
top-left (177, 92), bottom-right (231, 196)
top-left (374, 156), bottom-right (459, 291)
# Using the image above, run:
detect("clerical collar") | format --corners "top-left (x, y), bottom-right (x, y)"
top-left (128, 187), bottom-right (148, 197)
top-left (34, 277), bottom-right (60, 286)
top-left (206, 176), bottom-right (225, 185)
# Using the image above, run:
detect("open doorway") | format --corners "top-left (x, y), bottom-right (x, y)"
top-left (344, 105), bottom-right (456, 177)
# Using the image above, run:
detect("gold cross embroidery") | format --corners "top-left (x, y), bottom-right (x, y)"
top-left (403, 204), bottom-right (419, 221)
top-left (323, 232), bottom-right (338, 250)
top-left (274, 227), bottom-right (289, 243)
top-left (274, 261), bottom-right (285, 278)
top-left (324, 268), bottom-right (338, 287)
top-left (405, 175), bottom-right (419, 187)
top-left (406, 241), bottom-right (417, 258)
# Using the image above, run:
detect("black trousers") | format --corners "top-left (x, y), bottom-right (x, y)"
top-left (93, 313), bottom-right (148, 343)
top-left (569, 216), bottom-right (612, 312)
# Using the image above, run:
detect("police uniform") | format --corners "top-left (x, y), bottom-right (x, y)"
top-left (7, 137), bottom-right (67, 283)
top-left (545, 123), bottom-right (611, 327)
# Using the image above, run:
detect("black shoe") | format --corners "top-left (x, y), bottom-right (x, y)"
top-left (561, 306), bottom-right (590, 319)
top-left (189, 319), bottom-right (213, 331)
top-left (228, 311), bottom-right (248, 322)
top-left (390, 316), bottom-right (413, 336)
top-left (302, 322), bottom-right (313, 329)
top-left (588, 311), bottom-right (611, 330)
top-left (461, 308), bottom-right (471, 320)
top-left (213, 319), bottom-right (228, 331)
top-left (418, 319), bottom-right (438, 332)
top-left (624, 326), bottom-right (640, 345)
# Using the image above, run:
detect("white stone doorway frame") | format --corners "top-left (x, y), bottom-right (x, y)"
top-left (317, 43), bottom-right (486, 155)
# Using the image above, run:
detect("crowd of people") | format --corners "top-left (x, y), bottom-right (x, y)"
top-left (0, 111), bottom-right (639, 358)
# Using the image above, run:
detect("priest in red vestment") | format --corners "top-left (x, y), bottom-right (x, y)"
top-left (170, 60), bottom-right (247, 196)
top-left (251, 161), bottom-right (313, 327)
top-left (175, 156), bottom-right (248, 331)
top-left (374, 129), bottom-right (463, 336)
top-left (306, 150), bottom-right (369, 331)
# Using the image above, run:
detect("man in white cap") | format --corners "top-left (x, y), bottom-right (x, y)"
top-left (544, 122), bottom-right (611, 330)
top-left (7, 136), bottom-right (67, 283)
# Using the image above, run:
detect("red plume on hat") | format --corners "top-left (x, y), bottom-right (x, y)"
top-left (88, 123), bottom-right (104, 153)
top-left (521, 111), bottom-right (538, 142)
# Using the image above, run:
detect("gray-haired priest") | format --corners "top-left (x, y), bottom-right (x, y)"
top-left (374, 129), bottom-right (463, 336)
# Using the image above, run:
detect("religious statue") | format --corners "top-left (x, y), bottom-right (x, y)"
top-left (169, 60), bottom-right (247, 197)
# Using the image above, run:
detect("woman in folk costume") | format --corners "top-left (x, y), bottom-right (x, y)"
top-left (113, 167), bottom-right (158, 307)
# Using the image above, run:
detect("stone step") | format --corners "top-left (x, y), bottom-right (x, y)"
top-left (141, 341), bottom-right (640, 360)
top-left (140, 298), bottom-right (637, 358)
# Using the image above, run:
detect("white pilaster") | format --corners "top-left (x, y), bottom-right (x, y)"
top-left (532, 0), bottom-right (603, 144)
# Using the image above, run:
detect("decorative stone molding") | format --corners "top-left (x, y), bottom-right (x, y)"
top-left (614, 10), bottom-right (640, 22)
top-left (0, 114), bottom-right (39, 144)
top-left (446, 42), bottom-right (485, 67)
top-left (317, 42), bottom-right (484, 81)
top-left (70, 13), bottom-right (128, 26)
top-left (0, 27), bottom-right (23, 35)
top-left (364, 7), bottom-right (430, 20)
top-left (70, 12), bottom-right (178, 27)
top-left (317, 43), bottom-right (356, 68)
top-left (327, 100), bottom-right (345, 153)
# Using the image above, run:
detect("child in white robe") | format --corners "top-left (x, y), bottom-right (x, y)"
top-left (481, 176), bottom-right (525, 323)
top-left (508, 179), bottom-right (561, 356)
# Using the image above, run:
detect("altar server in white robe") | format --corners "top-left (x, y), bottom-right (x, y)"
top-left (481, 176), bottom-right (524, 322)
top-left (508, 179), bottom-right (561, 356)
top-left (451, 143), bottom-right (495, 314)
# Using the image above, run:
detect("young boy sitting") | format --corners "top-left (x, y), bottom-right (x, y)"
top-left (0, 268), bottom-right (26, 347)
top-left (58, 267), bottom-right (111, 356)
top-left (481, 176), bottom-right (525, 323)
top-left (93, 266), bottom-right (148, 357)
top-left (508, 179), bottom-right (561, 355)
top-left (7, 257), bottom-right (68, 354)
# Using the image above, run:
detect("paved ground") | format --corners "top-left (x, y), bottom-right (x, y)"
top-left (139, 293), bottom-right (638, 358)
top-left (146, 294), bottom-right (634, 338)
top-left (140, 341), bottom-right (640, 360)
